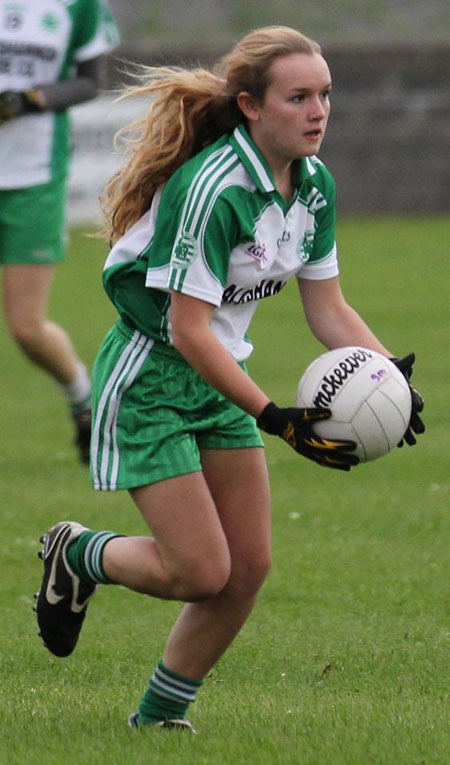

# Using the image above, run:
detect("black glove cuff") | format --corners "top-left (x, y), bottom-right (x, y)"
top-left (256, 402), bottom-right (281, 435)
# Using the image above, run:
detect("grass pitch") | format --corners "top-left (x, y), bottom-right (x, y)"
top-left (0, 217), bottom-right (449, 764)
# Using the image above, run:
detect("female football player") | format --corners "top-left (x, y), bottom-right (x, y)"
top-left (35, 25), bottom-right (424, 732)
top-left (0, 0), bottom-right (119, 462)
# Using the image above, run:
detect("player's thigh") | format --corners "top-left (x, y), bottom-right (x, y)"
top-left (130, 471), bottom-right (231, 586)
top-left (200, 446), bottom-right (272, 593)
top-left (0, 181), bottom-right (67, 265)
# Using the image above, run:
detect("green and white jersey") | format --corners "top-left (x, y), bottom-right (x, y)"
top-left (0, 0), bottom-right (119, 188)
top-left (103, 124), bottom-right (339, 362)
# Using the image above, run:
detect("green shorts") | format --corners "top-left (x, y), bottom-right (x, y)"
top-left (0, 178), bottom-right (67, 265)
top-left (91, 320), bottom-right (264, 491)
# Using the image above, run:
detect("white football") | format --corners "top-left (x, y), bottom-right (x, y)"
top-left (296, 346), bottom-right (412, 463)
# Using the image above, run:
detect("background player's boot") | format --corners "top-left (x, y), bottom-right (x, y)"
top-left (72, 407), bottom-right (91, 465)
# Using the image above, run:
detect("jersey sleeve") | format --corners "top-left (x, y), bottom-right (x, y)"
top-left (146, 177), bottom-right (240, 307)
top-left (71, 0), bottom-right (120, 62)
top-left (298, 167), bottom-right (339, 281)
top-left (167, 195), bottom-right (238, 305)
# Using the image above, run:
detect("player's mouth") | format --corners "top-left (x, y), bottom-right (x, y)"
top-left (304, 129), bottom-right (322, 141)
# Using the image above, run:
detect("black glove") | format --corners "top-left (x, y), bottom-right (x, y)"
top-left (0, 89), bottom-right (43, 125)
top-left (257, 402), bottom-right (359, 471)
top-left (390, 353), bottom-right (425, 446)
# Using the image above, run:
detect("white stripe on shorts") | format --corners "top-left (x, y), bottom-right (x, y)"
top-left (91, 329), bottom-right (154, 490)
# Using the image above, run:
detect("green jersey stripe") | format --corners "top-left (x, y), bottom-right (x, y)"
top-left (175, 146), bottom-right (231, 235)
top-left (186, 154), bottom-right (238, 236)
top-left (92, 330), bottom-right (153, 490)
top-left (195, 157), bottom-right (242, 242)
top-left (179, 146), bottom-right (236, 235)
top-left (233, 128), bottom-right (274, 192)
top-left (197, 163), bottom-right (242, 281)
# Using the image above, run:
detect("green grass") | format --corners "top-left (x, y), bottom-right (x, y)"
top-left (1, 217), bottom-right (449, 764)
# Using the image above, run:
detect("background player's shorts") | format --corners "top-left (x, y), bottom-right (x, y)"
top-left (0, 178), bottom-right (67, 265)
top-left (91, 320), bottom-right (264, 491)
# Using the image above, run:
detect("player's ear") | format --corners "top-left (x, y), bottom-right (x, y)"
top-left (237, 91), bottom-right (261, 122)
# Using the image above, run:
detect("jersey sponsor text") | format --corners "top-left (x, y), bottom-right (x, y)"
top-left (222, 278), bottom-right (286, 304)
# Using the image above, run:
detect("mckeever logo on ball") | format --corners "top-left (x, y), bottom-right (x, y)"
top-left (313, 349), bottom-right (374, 407)
top-left (172, 232), bottom-right (198, 268)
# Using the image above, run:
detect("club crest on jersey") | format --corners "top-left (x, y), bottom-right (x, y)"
top-left (297, 230), bottom-right (314, 263)
top-left (172, 231), bottom-right (198, 268)
top-left (244, 241), bottom-right (268, 265)
top-left (40, 13), bottom-right (60, 33)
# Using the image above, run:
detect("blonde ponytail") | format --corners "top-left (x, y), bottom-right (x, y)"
top-left (100, 67), bottom-right (235, 241)
top-left (101, 26), bottom-right (321, 242)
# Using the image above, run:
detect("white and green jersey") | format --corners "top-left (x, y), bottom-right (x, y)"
top-left (103, 124), bottom-right (339, 362)
top-left (0, 0), bottom-right (119, 188)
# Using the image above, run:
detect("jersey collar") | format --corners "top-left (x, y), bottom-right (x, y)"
top-left (230, 124), bottom-right (319, 194)
top-left (230, 125), bottom-right (275, 193)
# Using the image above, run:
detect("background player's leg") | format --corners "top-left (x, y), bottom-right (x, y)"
top-left (2, 263), bottom-right (92, 460)
top-left (3, 264), bottom-right (83, 384)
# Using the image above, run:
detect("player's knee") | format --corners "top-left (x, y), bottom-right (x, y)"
top-left (226, 552), bottom-right (272, 602)
top-left (173, 554), bottom-right (232, 602)
top-left (7, 315), bottom-right (41, 351)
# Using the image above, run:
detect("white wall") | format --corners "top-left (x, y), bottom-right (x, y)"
top-left (68, 95), bottom-right (148, 224)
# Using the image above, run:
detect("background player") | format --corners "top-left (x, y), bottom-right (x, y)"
top-left (0, 0), bottom-right (119, 462)
top-left (35, 26), bottom-right (424, 731)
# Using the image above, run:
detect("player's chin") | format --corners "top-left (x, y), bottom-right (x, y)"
top-left (300, 136), bottom-right (324, 155)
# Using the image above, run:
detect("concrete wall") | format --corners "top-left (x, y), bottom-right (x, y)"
top-left (318, 44), bottom-right (450, 215)
top-left (70, 42), bottom-right (448, 221)
top-left (103, 42), bottom-right (449, 216)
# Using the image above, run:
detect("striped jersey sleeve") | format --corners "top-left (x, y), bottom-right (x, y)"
top-left (146, 141), bottom-right (244, 306)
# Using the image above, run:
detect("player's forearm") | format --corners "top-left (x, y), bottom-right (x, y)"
top-left (34, 77), bottom-right (97, 111)
top-left (311, 303), bottom-right (393, 357)
top-left (34, 57), bottom-right (104, 111)
top-left (300, 278), bottom-right (393, 357)
top-left (173, 327), bottom-right (270, 418)
top-left (170, 290), bottom-right (269, 416)
top-left (0, 56), bottom-right (104, 119)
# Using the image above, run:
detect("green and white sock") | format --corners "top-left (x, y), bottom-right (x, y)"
top-left (57, 361), bottom-right (91, 413)
top-left (138, 660), bottom-right (203, 723)
top-left (66, 530), bottom-right (122, 585)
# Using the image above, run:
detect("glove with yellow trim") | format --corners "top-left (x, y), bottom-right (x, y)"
top-left (257, 402), bottom-right (360, 471)
top-left (390, 353), bottom-right (425, 446)
top-left (0, 89), bottom-right (43, 125)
